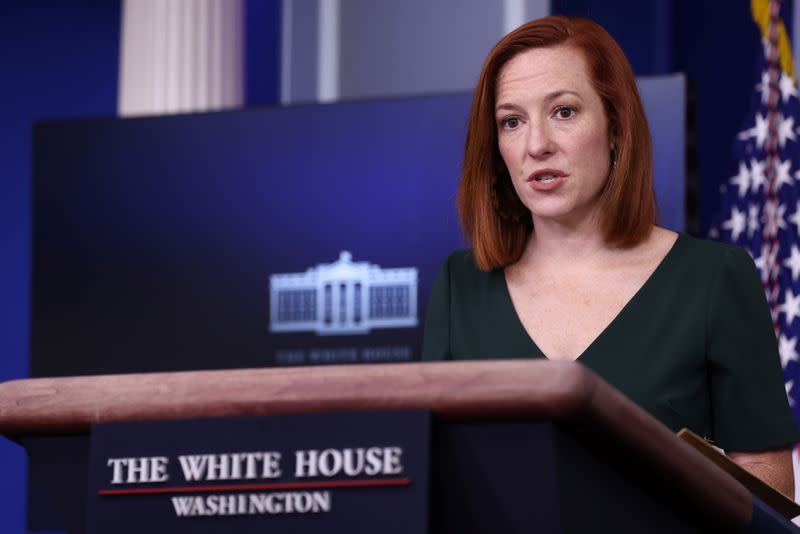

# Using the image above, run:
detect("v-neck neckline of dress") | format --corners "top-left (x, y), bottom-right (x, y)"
top-left (499, 232), bottom-right (686, 362)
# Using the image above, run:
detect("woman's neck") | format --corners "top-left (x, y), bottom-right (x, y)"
top-left (520, 212), bottom-right (610, 267)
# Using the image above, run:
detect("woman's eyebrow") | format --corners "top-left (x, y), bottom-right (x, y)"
top-left (543, 90), bottom-right (581, 104)
top-left (495, 90), bottom-right (582, 113)
top-left (495, 102), bottom-right (524, 114)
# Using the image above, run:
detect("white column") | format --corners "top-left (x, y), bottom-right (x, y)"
top-left (503, 0), bottom-right (526, 34)
top-left (317, 0), bottom-right (340, 103)
top-left (280, 0), bottom-right (293, 104)
top-left (118, 0), bottom-right (244, 117)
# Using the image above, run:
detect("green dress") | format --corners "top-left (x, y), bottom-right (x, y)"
top-left (422, 233), bottom-right (799, 451)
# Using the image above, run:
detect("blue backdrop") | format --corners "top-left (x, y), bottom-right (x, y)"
top-left (28, 78), bottom-right (684, 384)
top-left (30, 94), bottom-right (469, 376)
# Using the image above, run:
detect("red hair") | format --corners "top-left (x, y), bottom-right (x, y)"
top-left (457, 16), bottom-right (657, 270)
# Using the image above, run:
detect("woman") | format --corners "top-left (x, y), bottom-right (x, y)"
top-left (422, 16), bottom-right (798, 497)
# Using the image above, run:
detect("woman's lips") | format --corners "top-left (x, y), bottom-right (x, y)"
top-left (527, 171), bottom-right (567, 191)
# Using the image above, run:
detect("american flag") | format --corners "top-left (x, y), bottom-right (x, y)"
top-left (710, 0), bottom-right (800, 423)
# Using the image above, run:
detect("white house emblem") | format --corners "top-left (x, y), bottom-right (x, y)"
top-left (269, 251), bottom-right (418, 335)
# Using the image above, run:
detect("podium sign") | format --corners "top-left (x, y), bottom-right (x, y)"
top-left (86, 410), bottom-right (430, 533)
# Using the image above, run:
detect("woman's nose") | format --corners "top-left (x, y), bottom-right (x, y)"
top-left (526, 122), bottom-right (555, 159)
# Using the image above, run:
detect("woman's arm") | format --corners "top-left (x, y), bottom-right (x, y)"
top-left (728, 448), bottom-right (794, 500)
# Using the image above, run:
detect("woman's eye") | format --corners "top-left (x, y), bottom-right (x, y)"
top-left (501, 117), bottom-right (520, 129)
top-left (554, 106), bottom-right (576, 119)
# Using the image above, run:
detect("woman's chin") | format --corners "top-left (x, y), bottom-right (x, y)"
top-left (528, 204), bottom-right (601, 229)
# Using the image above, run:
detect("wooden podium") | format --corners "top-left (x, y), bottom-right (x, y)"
top-left (0, 360), bottom-right (793, 532)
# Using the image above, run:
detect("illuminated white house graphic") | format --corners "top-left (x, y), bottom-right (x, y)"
top-left (269, 251), bottom-right (418, 335)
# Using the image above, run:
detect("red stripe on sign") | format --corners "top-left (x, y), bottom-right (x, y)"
top-left (98, 477), bottom-right (411, 495)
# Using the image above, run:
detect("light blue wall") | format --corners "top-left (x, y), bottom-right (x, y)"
top-left (282, 0), bottom-right (550, 103)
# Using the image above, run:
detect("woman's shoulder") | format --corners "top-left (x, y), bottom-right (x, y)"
top-left (631, 228), bottom-right (757, 286)
top-left (671, 231), bottom-right (754, 266)
top-left (438, 249), bottom-right (503, 285)
top-left (441, 248), bottom-right (481, 272)
top-left (648, 231), bottom-right (762, 296)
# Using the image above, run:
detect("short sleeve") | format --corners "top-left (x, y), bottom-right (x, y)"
top-left (421, 255), bottom-right (452, 360)
top-left (707, 245), bottom-right (800, 451)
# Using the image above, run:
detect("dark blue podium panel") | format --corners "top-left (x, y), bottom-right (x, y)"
top-left (31, 80), bottom-right (685, 377)
top-left (432, 422), bottom-right (706, 533)
top-left (25, 419), bottom-right (726, 534)
top-left (86, 411), bottom-right (429, 534)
